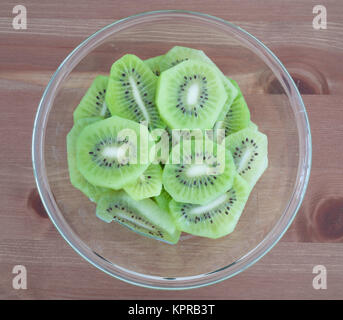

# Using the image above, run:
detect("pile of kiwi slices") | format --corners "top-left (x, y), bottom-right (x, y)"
top-left (67, 46), bottom-right (268, 244)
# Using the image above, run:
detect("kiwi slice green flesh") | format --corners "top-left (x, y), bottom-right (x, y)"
top-left (215, 78), bottom-right (250, 136)
top-left (220, 78), bottom-right (239, 113)
top-left (105, 54), bottom-right (164, 130)
top-left (160, 46), bottom-right (214, 71)
top-left (154, 188), bottom-right (172, 213)
top-left (225, 128), bottom-right (268, 189)
top-left (67, 117), bottom-right (109, 202)
top-left (96, 191), bottom-right (180, 244)
top-left (248, 121), bottom-right (258, 131)
top-left (144, 55), bottom-right (165, 76)
top-left (163, 139), bottom-right (236, 205)
top-left (156, 60), bottom-right (227, 129)
top-left (169, 174), bottom-right (250, 239)
top-left (216, 78), bottom-right (239, 121)
top-left (73, 75), bottom-right (111, 122)
top-left (220, 96), bottom-right (250, 135)
top-left (124, 164), bottom-right (163, 200)
top-left (76, 116), bottom-right (154, 190)
top-left (161, 46), bottom-right (238, 111)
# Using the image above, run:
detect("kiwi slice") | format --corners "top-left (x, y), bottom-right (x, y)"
top-left (219, 78), bottom-right (239, 114)
top-left (163, 138), bottom-right (236, 205)
top-left (76, 116), bottom-right (154, 190)
top-left (248, 121), bottom-right (258, 131)
top-left (161, 46), bottom-right (238, 111)
top-left (73, 75), bottom-right (111, 121)
top-left (105, 54), bottom-right (164, 129)
top-left (123, 164), bottom-right (163, 200)
top-left (160, 46), bottom-right (214, 71)
top-left (169, 174), bottom-right (250, 239)
top-left (215, 78), bottom-right (250, 137)
top-left (154, 188), bottom-right (172, 213)
top-left (216, 78), bottom-right (239, 121)
top-left (96, 191), bottom-right (180, 244)
top-left (144, 55), bottom-right (165, 76)
top-left (156, 60), bottom-right (227, 129)
top-left (225, 128), bottom-right (268, 188)
top-left (220, 96), bottom-right (250, 135)
top-left (67, 117), bottom-right (109, 202)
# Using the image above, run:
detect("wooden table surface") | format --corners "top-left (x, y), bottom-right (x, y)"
top-left (1, 0), bottom-right (343, 299)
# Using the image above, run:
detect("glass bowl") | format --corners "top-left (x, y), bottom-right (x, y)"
top-left (32, 10), bottom-right (311, 289)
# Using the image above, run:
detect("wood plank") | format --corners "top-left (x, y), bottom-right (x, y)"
top-left (1, 241), bottom-right (342, 299)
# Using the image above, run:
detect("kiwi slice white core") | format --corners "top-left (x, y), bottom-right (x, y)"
top-left (236, 148), bottom-right (254, 172)
top-left (99, 101), bottom-right (109, 117)
top-left (189, 193), bottom-right (228, 215)
top-left (102, 146), bottom-right (126, 160)
top-left (186, 83), bottom-right (200, 105)
top-left (115, 212), bottom-right (155, 232)
top-left (129, 76), bottom-right (150, 122)
top-left (186, 164), bottom-right (210, 177)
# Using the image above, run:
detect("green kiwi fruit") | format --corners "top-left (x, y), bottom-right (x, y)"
top-left (144, 55), bottom-right (165, 76)
top-left (215, 78), bottom-right (250, 136)
top-left (219, 96), bottom-right (251, 135)
top-left (76, 116), bottom-right (154, 190)
top-left (160, 46), bottom-right (214, 71)
top-left (161, 46), bottom-right (238, 111)
top-left (163, 138), bottom-right (236, 205)
top-left (73, 75), bottom-right (111, 121)
top-left (156, 60), bottom-right (227, 129)
top-left (248, 121), bottom-right (258, 131)
top-left (225, 128), bottom-right (268, 188)
top-left (216, 78), bottom-right (237, 121)
top-left (67, 117), bottom-right (109, 202)
top-left (105, 54), bottom-right (164, 129)
top-left (169, 174), bottom-right (251, 239)
top-left (123, 164), bottom-right (163, 200)
top-left (154, 188), bottom-right (172, 213)
top-left (219, 78), bottom-right (239, 114)
top-left (96, 191), bottom-right (180, 244)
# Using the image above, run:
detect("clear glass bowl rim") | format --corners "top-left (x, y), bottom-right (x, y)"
top-left (32, 10), bottom-right (312, 290)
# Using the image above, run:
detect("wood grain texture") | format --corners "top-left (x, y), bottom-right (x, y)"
top-left (1, 0), bottom-right (343, 299)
